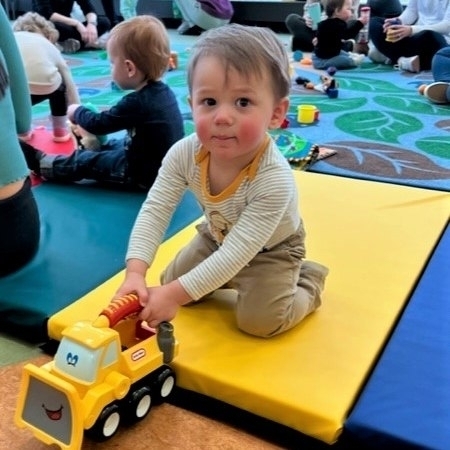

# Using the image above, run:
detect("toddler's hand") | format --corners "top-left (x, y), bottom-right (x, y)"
top-left (358, 15), bottom-right (369, 26)
top-left (114, 271), bottom-right (149, 307)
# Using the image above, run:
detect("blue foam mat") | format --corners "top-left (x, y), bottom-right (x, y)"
top-left (345, 223), bottom-right (450, 450)
top-left (0, 183), bottom-right (201, 341)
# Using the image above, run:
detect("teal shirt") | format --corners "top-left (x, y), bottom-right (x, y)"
top-left (0, 5), bottom-right (32, 187)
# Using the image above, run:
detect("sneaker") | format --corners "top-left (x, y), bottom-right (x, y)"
top-left (177, 21), bottom-right (193, 34)
top-left (18, 130), bottom-right (33, 142)
top-left (59, 38), bottom-right (81, 54)
top-left (368, 46), bottom-right (391, 64)
top-left (19, 141), bottom-right (44, 174)
top-left (177, 22), bottom-right (203, 36)
top-left (349, 52), bottom-right (365, 66)
top-left (424, 82), bottom-right (450, 104)
top-left (53, 128), bottom-right (72, 142)
top-left (396, 55), bottom-right (420, 73)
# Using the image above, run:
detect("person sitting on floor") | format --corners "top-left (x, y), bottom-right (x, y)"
top-left (13, 12), bottom-right (80, 143)
top-left (366, 0), bottom-right (404, 64)
top-left (20, 15), bottom-right (184, 192)
top-left (285, 0), bottom-right (361, 52)
top-left (0, 5), bottom-right (40, 277)
top-left (113, 23), bottom-right (329, 338)
top-left (312, 0), bottom-right (368, 70)
top-left (369, 0), bottom-right (450, 73)
top-left (175, 0), bottom-right (234, 35)
top-left (32, 0), bottom-right (111, 53)
top-left (422, 46), bottom-right (450, 104)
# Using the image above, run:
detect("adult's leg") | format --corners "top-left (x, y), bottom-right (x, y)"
top-left (285, 14), bottom-right (316, 52)
top-left (54, 22), bottom-right (81, 42)
top-left (370, 18), bottom-right (447, 69)
top-left (424, 47), bottom-right (450, 104)
top-left (367, 0), bottom-right (402, 19)
top-left (100, 0), bottom-right (122, 26)
top-left (95, 16), bottom-right (111, 37)
top-left (0, 177), bottom-right (40, 276)
top-left (431, 46), bottom-right (450, 82)
top-left (174, 0), bottom-right (229, 31)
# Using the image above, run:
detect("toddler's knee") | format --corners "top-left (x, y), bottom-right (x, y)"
top-left (236, 311), bottom-right (281, 338)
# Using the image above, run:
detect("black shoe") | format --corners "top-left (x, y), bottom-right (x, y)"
top-left (179, 25), bottom-right (203, 36)
top-left (19, 140), bottom-right (44, 175)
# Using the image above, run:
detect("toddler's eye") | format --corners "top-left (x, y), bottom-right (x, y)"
top-left (236, 98), bottom-right (250, 107)
top-left (202, 98), bottom-right (216, 106)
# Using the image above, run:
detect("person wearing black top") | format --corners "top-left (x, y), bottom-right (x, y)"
top-left (20, 16), bottom-right (184, 191)
top-left (32, 0), bottom-right (111, 52)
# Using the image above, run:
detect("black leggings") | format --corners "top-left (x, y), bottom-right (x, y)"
top-left (31, 82), bottom-right (67, 117)
top-left (370, 16), bottom-right (448, 69)
top-left (0, 177), bottom-right (40, 277)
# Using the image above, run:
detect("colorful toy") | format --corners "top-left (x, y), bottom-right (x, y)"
top-left (293, 50), bottom-right (303, 62)
top-left (327, 66), bottom-right (337, 76)
top-left (15, 294), bottom-right (178, 450)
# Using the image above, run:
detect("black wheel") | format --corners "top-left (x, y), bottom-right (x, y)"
top-left (153, 366), bottom-right (176, 404)
top-left (124, 385), bottom-right (152, 423)
top-left (86, 403), bottom-right (121, 441)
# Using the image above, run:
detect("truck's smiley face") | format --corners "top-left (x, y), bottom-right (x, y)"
top-left (42, 404), bottom-right (64, 421)
top-left (22, 377), bottom-right (73, 445)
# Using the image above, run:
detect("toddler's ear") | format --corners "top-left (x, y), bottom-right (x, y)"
top-left (269, 97), bottom-right (289, 129)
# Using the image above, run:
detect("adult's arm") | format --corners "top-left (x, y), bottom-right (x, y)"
top-left (0, 6), bottom-right (31, 134)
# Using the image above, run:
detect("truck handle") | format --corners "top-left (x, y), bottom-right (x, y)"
top-left (99, 293), bottom-right (142, 328)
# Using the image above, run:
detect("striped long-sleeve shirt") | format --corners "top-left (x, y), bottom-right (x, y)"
top-left (126, 132), bottom-right (302, 300)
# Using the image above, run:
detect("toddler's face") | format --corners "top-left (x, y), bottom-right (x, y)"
top-left (335, 0), bottom-right (353, 21)
top-left (189, 55), bottom-right (287, 166)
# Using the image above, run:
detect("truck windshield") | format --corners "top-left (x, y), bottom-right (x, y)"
top-left (54, 338), bottom-right (101, 383)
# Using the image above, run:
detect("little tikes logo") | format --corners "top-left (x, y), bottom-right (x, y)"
top-left (131, 348), bottom-right (146, 361)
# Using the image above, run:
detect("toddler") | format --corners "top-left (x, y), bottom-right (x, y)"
top-left (312, 0), bottom-right (368, 70)
top-left (114, 24), bottom-right (329, 338)
top-left (20, 15), bottom-right (184, 191)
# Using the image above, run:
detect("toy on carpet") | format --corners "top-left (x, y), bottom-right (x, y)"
top-left (287, 145), bottom-right (337, 170)
top-left (296, 74), bottom-right (339, 98)
top-left (293, 50), bottom-right (303, 62)
top-left (15, 294), bottom-right (179, 449)
top-left (300, 57), bottom-right (313, 65)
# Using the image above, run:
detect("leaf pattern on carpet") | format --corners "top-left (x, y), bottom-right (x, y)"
top-left (29, 48), bottom-right (449, 191)
top-left (308, 141), bottom-right (450, 181)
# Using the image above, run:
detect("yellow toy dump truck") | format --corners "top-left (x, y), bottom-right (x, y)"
top-left (15, 294), bottom-right (178, 450)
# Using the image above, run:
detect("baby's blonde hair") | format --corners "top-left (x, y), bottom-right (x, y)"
top-left (13, 12), bottom-right (59, 44)
top-left (108, 15), bottom-right (170, 81)
top-left (187, 24), bottom-right (291, 101)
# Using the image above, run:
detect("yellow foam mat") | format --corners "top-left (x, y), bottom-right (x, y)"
top-left (48, 172), bottom-right (450, 444)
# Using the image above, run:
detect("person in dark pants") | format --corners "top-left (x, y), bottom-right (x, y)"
top-left (32, 0), bottom-right (111, 53)
top-left (20, 16), bottom-right (184, 192)
top-left (285, 0), bottom-right (360, 52)
top-left (423, 46), bottom-right (450, 104)
top-left (0, 5), bottom-right (40, 276)
top-left (369, 0), bottom-right (450, 72)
